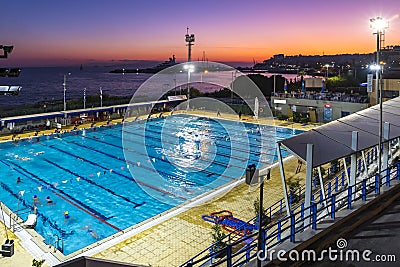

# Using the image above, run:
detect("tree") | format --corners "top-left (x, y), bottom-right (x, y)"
top-left (32, 259), bottom-right (45, 267)
top-left (211, 223), bottom-right (226, 250)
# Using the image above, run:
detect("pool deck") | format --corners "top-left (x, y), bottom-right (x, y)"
top-left (0, 112), bottom-right (317, 266)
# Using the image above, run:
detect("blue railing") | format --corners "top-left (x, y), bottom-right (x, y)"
top-left (180, 159), bottom-right (399, 267)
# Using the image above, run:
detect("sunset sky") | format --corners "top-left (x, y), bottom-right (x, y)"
top-left (1, 0), bottom-right (400, 67)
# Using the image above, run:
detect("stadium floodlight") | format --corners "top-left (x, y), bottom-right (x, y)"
top-left (370, 17), bottom-right (389, 32)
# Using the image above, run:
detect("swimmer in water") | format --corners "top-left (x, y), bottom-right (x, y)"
top-left (17, 177), bottom-right (22, 184)
top-left (64, 211), bottom-right (72, 223)
top-left (32, 195), bottom-right (41, 205)
top-left (81, 225), bottom-right (100, 239)
top-left (46, 196), bottom-right (55, 206)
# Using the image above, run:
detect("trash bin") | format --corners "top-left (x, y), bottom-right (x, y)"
top-left (1, 239), bottom-right (14, 257)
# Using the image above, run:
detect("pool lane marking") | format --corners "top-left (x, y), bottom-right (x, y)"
top-left (84, 134), bottom-right (237, 182)
top-left (133, 123), bottom-right (274, 157)
top-left (42, 158), bottom-right (145, 208)
top-left (131, 117), bottom-right (276, 150)
top-left (0, 177), bottom-right (73, 237)
top-left (69, 140), bottom-right (198, 190)
top-left (85, 123), bottom-right (268, 168)
top-left (43, 143), bottom-right (188, 201)
top-left (118, 129), bottom-right (249, 169)
top-left (1, 159), bottom-right (122, 232)
top-left (121, 128), bottom-right (267, 166)
top-left (92, 127), bottom-right (251, 172)
top-left (122, 120), bottom-right (268, 156)
top-left (51, 189), bottom-right (122, 232)
top-left (84, 134), bottom-right (234, 177)
top-left (72, 139), bottom-right (186, 180)
top-left (144, 124), bottom-right (271, 154)
top-left (121, 124), bottom-right (275, 163)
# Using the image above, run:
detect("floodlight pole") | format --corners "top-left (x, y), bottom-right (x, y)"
top-left (63, 73), bottom-right (70, 111)
top-left (231, 71), bottom-right (237, 103)
top-left (325, 64), bottom-right (329, 79)
top-left (63, 75), bottom-right (67, 111)
top-left (185, 28), bottom-right (195, 112)
top-left (187, 68), bottom-right (191, 111)
top-left (370, 16), bottom-right (388, 194)
top-left (378, 37), bottom-right (383, 194)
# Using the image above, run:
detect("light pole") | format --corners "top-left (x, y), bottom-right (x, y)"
top-left (231, 71), bottom-right (237, 103)
top-left (200, 69), bottom-right (208, 92)
top-left (324, 64), bottom-right (329, 79)
top-left (245, 166), bottom-right (270, 267)
top-left (173, 77), bottom-right (177, 96)
top-left (63, 73), bottom-right (71, 111)
top-left (370, 16), bottom-right (389, 194)
top-left (83, 87), bottom-right (86, 110)
top-left (100, 87), bottom-right (103, 107)
top-left (184, 64), bottom-right (194, 111)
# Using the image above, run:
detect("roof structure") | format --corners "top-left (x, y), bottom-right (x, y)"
top-left (279, 97), bottom-right (400, 167)
top-left (0, 99), bottom-right (183, 124)
top-left (55, 256), bottom-right (149, 267)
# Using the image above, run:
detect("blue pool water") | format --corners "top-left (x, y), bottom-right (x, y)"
top-left (0, 115), bottom-right (302, 254)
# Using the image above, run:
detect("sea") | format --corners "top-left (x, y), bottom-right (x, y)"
top-left (0, 65), bottom-right (153, 107)
top-left (0, 64), bottom-right (306, 108)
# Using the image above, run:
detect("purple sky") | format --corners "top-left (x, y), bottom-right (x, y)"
top-left (1, 0), bottom-right (399, 66)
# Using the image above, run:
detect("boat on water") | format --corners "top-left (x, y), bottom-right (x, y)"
top-left (110, 55), bottom-right (178, 74)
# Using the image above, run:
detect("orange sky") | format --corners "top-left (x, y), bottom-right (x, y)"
top-left (2, 0), bottom-right (400, 66)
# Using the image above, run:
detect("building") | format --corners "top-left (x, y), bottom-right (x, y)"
top-left (271, 93), bottom-right (369, 123)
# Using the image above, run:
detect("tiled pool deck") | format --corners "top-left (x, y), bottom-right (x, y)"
top-left (0, 112), bottom-right (316, 266)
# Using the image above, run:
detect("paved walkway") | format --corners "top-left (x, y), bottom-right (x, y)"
top-left (0, 111), bottom-right (315, 266)
top-left (0, 223), bottom-right (38, 267)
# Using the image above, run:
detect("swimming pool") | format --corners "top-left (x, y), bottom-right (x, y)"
top-left (0, 114), bottom-right (302, 255)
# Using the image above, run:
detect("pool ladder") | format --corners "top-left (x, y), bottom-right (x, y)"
top-left (52, 234), bottom-right (64, 253)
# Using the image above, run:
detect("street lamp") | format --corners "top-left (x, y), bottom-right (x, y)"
top-left (63, 73), bottom-right (71, 111)
top-left (184, 64), bottom-right (194, 111)
top-left (231, 71), bottom-right (237, 103)
top-left (324, 64), bottom-right (329, 79)
top-left (200, 69), bottom-right (208, 93)
top-left (370, 16), bottom-right (389, 194)
top-left (245, 165), bottom-right (270, 267)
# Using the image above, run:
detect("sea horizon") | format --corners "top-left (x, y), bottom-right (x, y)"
top-left (0, 61), bottom-right (298, 109)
